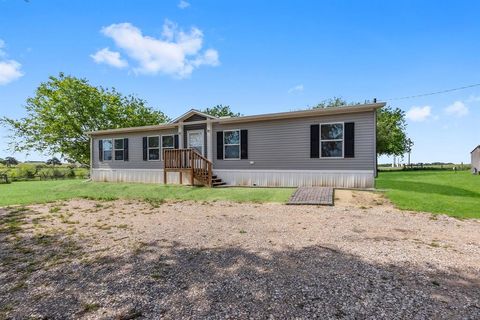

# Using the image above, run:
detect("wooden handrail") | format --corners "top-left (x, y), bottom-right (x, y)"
top-left (164, 148), bottom-right (213, 187)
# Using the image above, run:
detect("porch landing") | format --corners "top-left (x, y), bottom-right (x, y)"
top-left (287, 187), bottom-right (334, 205)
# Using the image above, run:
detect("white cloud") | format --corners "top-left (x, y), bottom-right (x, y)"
top-left (98, 21), bottom-right (219, 78)
top-left (0, 60), bottom-right (23, 85)
top-left (445, 101), bottom-right (469, 117)
top-left (90, 47), bottom-right (128, 68)
top-left (178, 0), bottom-right (190, 9)
top-left (288, 84), bottom-right (304, 93)
top-left (0, 39), bottom-right (23, 85)
top-left (466, 95), bottom-right (480, 103)
top-left (406, 106), bottom-right (432, 122)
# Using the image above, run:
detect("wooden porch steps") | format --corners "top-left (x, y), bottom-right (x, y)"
top-left (164, 148), bottom-right (225, 187)
top-left (211, 175), bottom-right (227, 187)
top-left (196, 174), bottom-right (226, 187)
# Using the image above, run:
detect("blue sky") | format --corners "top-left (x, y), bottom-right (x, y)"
top-left (0, 0), bottom-right (479, 164)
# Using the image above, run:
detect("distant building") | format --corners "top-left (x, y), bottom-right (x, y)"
top-left (472, 145), bottom-right (480, 174)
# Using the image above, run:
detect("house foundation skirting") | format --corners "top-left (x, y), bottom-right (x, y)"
top-left (91, 168), bottom-right (374, 188)
top-left (91, 169), bottom-right (177, 184)
top-left (213, 169), bottom-right (374, 188)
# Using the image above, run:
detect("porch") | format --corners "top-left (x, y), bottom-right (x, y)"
top-left (163, 148), bottom-right (226, 187)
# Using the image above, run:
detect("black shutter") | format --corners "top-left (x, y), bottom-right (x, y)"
top-left (310, 125), bottom-right (320, 158)
top-left (216, 131), bottom-right (223, 159)
top-left (143, 137), bottom-right (148, 161)
top-left (123, 138), bottom-right (129, 161)
top-left (99, 139), bottom-right (103, 162)
top-left (174, 134), bottom-right (179, 149)
top-left (240, 130), bottom-right (248, 159)
top-left (344, 122), bottom-right (355, 158)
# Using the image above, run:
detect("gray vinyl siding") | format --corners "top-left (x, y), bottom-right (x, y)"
top-left (184, 114), bottom-right (207, 122)
top-left (184, 123), bottom-right (207, 156)
top-left (92, 128), bottom-right (178, 169)
top-left (212, 110), bottom-right (376, 171)
top-left (91, 110), bottom-right (376, 171)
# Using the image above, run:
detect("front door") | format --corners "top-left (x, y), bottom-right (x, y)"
top-left (187, 129), bottom-right (205, 156)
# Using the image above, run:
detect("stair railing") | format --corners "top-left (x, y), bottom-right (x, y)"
top-left (164, 148), bottom-right (212, 187)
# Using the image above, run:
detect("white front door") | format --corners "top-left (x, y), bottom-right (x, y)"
top-left (187, 129), bottom-right (205, 156)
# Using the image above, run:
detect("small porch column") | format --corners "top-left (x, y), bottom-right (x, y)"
top-left (178, 121), bottom-right (184, 148)
top-left (206, 119), bottom-right (213, 161)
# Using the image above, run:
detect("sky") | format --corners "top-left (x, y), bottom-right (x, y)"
top-left (0, 0), bottom-right (479, 164)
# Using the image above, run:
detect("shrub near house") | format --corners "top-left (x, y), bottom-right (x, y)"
top-left (0, 162), bottom-right (88, 182)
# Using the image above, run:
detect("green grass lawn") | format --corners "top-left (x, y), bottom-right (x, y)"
top-left (376, 170), bottom-right (480, 218)
top-left (3, 172), bottom-right (479, 218)
top-left (0, 180), bottom-right (294, 207)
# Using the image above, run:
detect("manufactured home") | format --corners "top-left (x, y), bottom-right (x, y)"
top-left (88, 103), bottom-right (384, 188)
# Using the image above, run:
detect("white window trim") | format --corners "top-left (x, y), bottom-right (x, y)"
top-left (223, 129), bottom-right (241, 160)
top-left (101, 139), bottom-right (113, 162)
top-left (187, 129), bottom-right (205, 156)
top-left (319, 122), bottom-right (344, 159)
top-left (161, 134), bottom-right (175, 161)
top-left (147, 135), bottom-right (161, 161)
top-left (113, 138), bottom-right (125, 161)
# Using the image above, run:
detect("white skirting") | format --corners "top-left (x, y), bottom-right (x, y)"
top-left (91, 169), bottom-right (179, 184)
top-left (213, 169), bottom-right (374, 188)
top-left (91, 168), bottom-right (374, 188)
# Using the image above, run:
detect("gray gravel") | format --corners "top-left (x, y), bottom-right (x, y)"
top-left (1, 192), bottom-right (479, 319)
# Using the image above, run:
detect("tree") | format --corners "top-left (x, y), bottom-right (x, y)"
top-left (313, 97), bottom-right (355, 109)
top-left (376, 106), bottom-right (408, 157)
top-left (4, 157), bottom-right (19, 167)
top-left (203, 105), bottom-right (241, 118)
top-left (0, 158), bottom-right (4, 166)
top-left (312, 98), bottom-right (409, 157)
top-left (1, 73), bottom-right (169, 165)
top-left (46, 157), bottom-right (62, 166)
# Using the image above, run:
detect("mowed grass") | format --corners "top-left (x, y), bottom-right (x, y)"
top-left (376, 170), bottom-right (480, 218)
top-left (0, 180), bottom-right (294, 207)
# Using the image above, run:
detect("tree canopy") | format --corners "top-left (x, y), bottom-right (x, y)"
top-left (1, 73), bottom-right (169, 165)
top-left (313, 97), bottom-right (358, 109)
top-left (4, 157), bottom-right (19, 167)
top-left (376, 106), bottom-right (408, 157)
top-left (203, 105), bottom-right (241, 118)
top-left (46, 157), bottom-right (62, 166)
top-left (312, 97), bottom-right (409, 157)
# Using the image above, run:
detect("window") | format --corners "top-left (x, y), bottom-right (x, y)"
top-left (161, 135), bottom-right (175, 160)
top-left (224, 130), bottom-right (240, 160)
top-left (114, 138), bottom-right (124, 160)
top-left (102, 139), bottom-right (112, 161)
top-left (320, 123), bottom-right (343, 158)
top-left (148, 136), bottom-right (160, 161)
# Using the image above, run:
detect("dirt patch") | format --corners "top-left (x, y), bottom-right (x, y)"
top-left (1, 193), bottom-right (479, 319)
top-left (334, 189), bottom-right (389, 208)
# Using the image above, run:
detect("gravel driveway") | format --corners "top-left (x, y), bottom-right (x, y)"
top-left (1, 190), bottom-right (479, 319)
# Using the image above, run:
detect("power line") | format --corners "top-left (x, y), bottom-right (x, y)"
top-left (382, 82), bottom-right (480, 101)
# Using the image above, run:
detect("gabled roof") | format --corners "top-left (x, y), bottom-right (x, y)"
top-left (87, 102), bottom-right (385, 136)
top-left (170, 109), bottom-right (217, 123)
top-left (471, 145), bottom-right (480, 153)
